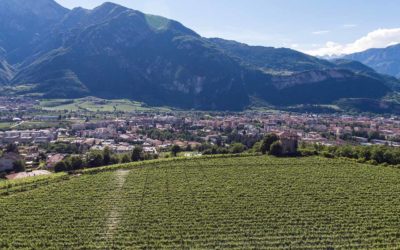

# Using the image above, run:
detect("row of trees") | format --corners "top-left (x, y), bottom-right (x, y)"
top-left (202, 143), bottom-right (247, 155)
top-left (201, 133), bottom-right (285, 157)
top-left (54, 146), bottom-right (158, 172)
top-left (54, 144), bottom-right (185, 173)
top-left (301, 144), bottom-right (400, 166)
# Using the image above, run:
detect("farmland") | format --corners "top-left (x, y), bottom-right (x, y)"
top-left (1, 156), bottom-right (400, 249)
top-left (39, 97), bottom-right (172, 113)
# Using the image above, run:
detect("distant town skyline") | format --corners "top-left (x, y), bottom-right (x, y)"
top-left (56, 0), bottom-right (400, 56)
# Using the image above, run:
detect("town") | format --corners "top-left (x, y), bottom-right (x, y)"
top-left (1, 96), bottom-right (400, 179)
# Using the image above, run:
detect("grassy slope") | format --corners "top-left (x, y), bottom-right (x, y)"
top-left (1, 156), bottom-right (400, 248)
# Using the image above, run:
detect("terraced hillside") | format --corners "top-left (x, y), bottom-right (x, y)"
top-left (1, 156), bottom-right (400, 249)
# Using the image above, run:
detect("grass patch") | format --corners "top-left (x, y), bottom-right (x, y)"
top-left (39, 97), bottom-right (173, 112)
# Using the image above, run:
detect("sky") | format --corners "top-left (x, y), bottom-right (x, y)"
top-left (56, 0), bottom-right (400, 56)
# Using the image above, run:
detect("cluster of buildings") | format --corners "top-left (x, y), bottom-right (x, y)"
top-left (2, 98), bottom-right (400, 178)
top-left (0, 130), bottom-right (56, 144)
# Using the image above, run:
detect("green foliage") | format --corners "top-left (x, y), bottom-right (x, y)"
top-left (67, 156), bottom-right (84, 170)
top-left (229, 143), bottom-right (246, 154)
top-left (121, 154), bottom-right (131, 163)
top-left (102, 147), bottom-right (112, 166)
top-left (260, 134), bottom-right (279, 154)
top-left (141, 128), bottom-right (200, 142)
top-left (171, 145), bottom-right (181, 157)
top-left (12, 160), bottom-right (25, 173)
top-left (306, 143), bottom-right (400, 166)
top-left (269, 141), bottom-right (283, 156)
top-left (44, 142), bottom-right (80, 154)
top-left (110, 155), bottom-right (120, 165)
top-left (131, 147), bottom-right (143, 162)
top-left (202, 145), bottom-right (229, 155)
top-left (87, 151), bottom-right (104, 168)
top-left (54, 161), bottom-right (68, 173)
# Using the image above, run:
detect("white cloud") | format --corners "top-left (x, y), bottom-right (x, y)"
top-left (312, 30), bottom-right (330, 35)
top-left (306, 28), bottom-right (400, 56)
top-left (343, 24), bottom-right (358, 29)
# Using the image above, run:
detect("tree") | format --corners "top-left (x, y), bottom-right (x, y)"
top-left (171, 145), bottom-right (181, 157)
top-left (131, 147), bottom-right (143, 162)
top-left (69, 156), bottom-right (84, 170)
top-left (371, 146), bottom-right (385, 164)
top-left (38, 152), bottom-right (47, 161)
top-left (13, 160), bottom-right (25, 173)
top-left (269, 141), bottom-right (283, 157)
top-left (110, 155), bottom-right (120, 165)
top-left (229, 143), bottom-right (246, 154)
top-left (356, 146), bottom-right (371, 161)
top-left (54, 161), bottom-right (68, 173)
top-left (6, 143), bottom-right (19, 154)
top-left (87, 151), bottom-right (104, 168)
top-left (103, 147), bottom-right (112, 165)
top-left (185, 144), bottom-right (192, 152)
top-left (250, 141), bottom-right (262, 153)
top-left (337, 145), bottom-right (354, 158)
top-left (121, 154), bottom-right (131, 163)
top-left (260, 134), bottom-right (279, 154)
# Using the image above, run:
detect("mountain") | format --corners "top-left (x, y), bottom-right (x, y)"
top-left (332, 59), bottom-right (400, 91)
top-left (13, 3), bottom-right (253, 109)
top-left (0, 59), bottom-right (13, 83)
top-left (210, 38), bottom-right (333, 74)
top-left (0, 0), bottom-right (396, 111)
top-left (0, 0), bottom-right (68, 64)
top-left (344, 44), bottom-right (400, 78)
top-left (0, 47), bottom-right (13, 83)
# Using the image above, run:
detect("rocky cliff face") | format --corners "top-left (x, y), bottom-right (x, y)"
top-left (271, 69), bottom-right (354, 89)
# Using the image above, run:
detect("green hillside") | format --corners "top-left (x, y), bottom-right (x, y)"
top-left (2, 156), bottom-right (400, 248)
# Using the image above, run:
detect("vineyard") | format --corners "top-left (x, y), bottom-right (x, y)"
top-left (1, 156), bottom-right (400, 249)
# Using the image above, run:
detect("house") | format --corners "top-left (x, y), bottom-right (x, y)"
top-left (278, 131), bottom-right (299, 155)
top-left (46, 154), bottom-right (65, 169)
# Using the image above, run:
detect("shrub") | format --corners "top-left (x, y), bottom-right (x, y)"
top-left (54, 161), bottom-right (68, 173)
top-left (229, 143), bottom-right (246, 154)
top-left (321, 151), bottom-right (334, 158)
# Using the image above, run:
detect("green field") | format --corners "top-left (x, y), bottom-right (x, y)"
top-left (1, 156), bottom-right (400, 249)
top-left (0, 122), bottom-right (15, 130)
top-left (39, 97), bottom-right (172, 112)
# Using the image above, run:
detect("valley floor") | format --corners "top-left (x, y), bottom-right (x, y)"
top-left (1, 156), bottom-right (400, 249)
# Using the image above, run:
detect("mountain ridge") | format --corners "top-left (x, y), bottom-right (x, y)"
top-left (0, 0), bottom-right (397, 111)
top-left (344, 43), bottom-right (400, 78)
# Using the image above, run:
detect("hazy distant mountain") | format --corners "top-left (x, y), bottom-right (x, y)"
top-left (0, 0), bottom-right (396, 110)
top-left (332, 59), bottom-right (400, 91)
top-left (344, 44), bottom-right (400, 78)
